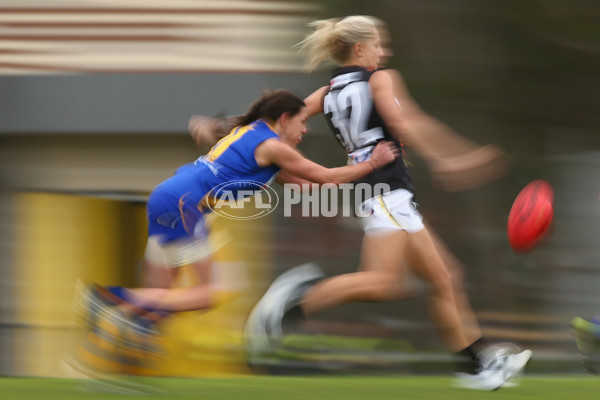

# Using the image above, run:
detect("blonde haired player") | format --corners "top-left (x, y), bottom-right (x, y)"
top-left (191, 16), bottom-right (530, 391)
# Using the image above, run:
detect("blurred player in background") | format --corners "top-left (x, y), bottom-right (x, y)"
top-left (193, 16), bottom-right (530, 390)
top-left (571, 192), bottom-right (600, 374)
top-left (77, 89), bottom-right (398, 370)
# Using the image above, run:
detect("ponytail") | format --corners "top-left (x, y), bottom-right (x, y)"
top-left (233, 89), bottom-right (305, 127)
top-left (296, 15), bottom-right (378, 71)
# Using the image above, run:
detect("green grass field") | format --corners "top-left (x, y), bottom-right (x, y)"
top-left (2, 375), bottom-right (600, 400)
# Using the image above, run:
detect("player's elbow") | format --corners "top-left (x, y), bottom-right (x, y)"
top-left (388, 121), bottom-right (412, 143)
top-left (317, 176), bottom-right (340, 185)
top-left (315, 175), bottom-right (340, 186)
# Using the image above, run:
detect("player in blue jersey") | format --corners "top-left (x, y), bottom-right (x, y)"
top-left (79, 88), bottom-right (397, 325)
top-left (73, 89), bottom-right (397, 377)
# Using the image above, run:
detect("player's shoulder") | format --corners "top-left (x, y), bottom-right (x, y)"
top-left (371, 68), bottom-right (394, 80)
top-left (256, 136), bottom-right (283, 151)
top-left (369, 69), bottom-right (394, 89)
top-left (372, 67), bottom-right (405, 80)
top-left (254, 136), bottom-right (291, 167)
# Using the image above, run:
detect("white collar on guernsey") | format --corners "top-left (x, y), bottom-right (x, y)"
top-left (330, 71), bottom-right (363, 90)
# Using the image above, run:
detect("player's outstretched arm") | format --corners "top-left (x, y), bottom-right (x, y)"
top-left (188, 115), bottom-right (239, 148)
top-left (256, 139), bottom-right (398, 185)
top-left (188, 86), bottom-right (327, 148)
top-left (372, 70), bottom-right (509, 192)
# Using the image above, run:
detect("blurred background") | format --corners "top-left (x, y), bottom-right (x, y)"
top-left (0, 0), bottom-right (599, 378)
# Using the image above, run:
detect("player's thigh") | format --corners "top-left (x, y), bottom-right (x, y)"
top-left (143, 235), bottom-right (179, 288)
top-left (358, 189), bottom-right (420, 275)
top-left (419, 222), bottom-right (465, 282)
top-left (190, 257), bottom-right (213, 284)
top-left (404, 228), bottom-right (452, 285)
top-left (359, 229), bottom-right (408, 275)
top-left (143, 260), bottom-right (178, 288)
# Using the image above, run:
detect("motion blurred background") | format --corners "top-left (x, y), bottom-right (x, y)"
top-left (0, 0), bottom-right (599, 378)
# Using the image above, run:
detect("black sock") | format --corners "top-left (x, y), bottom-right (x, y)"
top-left (470, 337), bottom-right (492, 352)
top-left (281, 304), bottom-right (306, 334)
top-left (281, 278), bottom-right (322, 333)
top-left (455, 345), bottom-right (480, 374)
top-left (455, 336), bottom-right (495, 374)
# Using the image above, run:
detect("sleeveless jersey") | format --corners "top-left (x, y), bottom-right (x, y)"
top-left (323, 65), bottom-right (414, 194)
top-left (155, 119), bottom-right (281, 213)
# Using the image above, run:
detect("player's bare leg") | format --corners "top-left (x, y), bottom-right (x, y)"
top-left (301, 231), bottom-right (409, 315)
top-left (405, 226), bottom-right (482, 346)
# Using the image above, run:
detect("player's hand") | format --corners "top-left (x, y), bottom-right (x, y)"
top-left (369, 141), bottom-right (400, 169)
top-left (430, 144), bottom-right (510, 192)
top-left (188, 115), bottom-right (226, 147)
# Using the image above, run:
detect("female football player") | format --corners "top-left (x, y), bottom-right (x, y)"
top-left (243, 16), bottom-right (531, 391)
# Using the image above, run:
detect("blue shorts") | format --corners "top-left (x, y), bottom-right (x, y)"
top-left (146, 188), bottom-right (207, 244)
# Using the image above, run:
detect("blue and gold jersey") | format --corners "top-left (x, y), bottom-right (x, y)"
top-left (147, 119), bottom-right (280, 242)
top-left (202, 119), bottom-right (280, 183)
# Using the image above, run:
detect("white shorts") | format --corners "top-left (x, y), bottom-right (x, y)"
top-left (360, 189), bottom-right (424, 235)
top-left (144, 235), bottom-right (213, 268)
top-left (144, 227), bottom-right (229, 268)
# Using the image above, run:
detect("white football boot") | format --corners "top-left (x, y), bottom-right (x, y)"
top-left (455, 343), bottom-right (533, 390)
top-left (243, 263), bottom-right (324, 361)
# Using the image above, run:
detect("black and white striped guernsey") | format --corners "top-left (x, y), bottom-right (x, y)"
top-left (323, 65), bottom-right (414, 194)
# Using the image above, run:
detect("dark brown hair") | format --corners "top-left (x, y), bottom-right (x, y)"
top-left (234, 89), bottom-right (306, 127)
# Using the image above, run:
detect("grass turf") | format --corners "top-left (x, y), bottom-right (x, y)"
top-left (1, 375), bottom-right (600, 400)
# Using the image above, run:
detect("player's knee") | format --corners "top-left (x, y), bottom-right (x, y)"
top-left (430, 269), bottom-right (453, 297)
top-left (363, 272), bottom-right (403, 302)
top-left (448, 264), bottom-right (465, 287)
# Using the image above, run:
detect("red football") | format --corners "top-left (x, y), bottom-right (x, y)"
top-left (507, 180), bottom-right (554, 253)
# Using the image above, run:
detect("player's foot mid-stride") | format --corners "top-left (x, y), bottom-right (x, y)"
top-left (244, 263), bottom-right (324, 360)
top-left (244, 266), bottom-right (532, 390)
top-left (454, 343), bottom-right (533, 390)
top-left (571, 316), bottom-right (600, 374)
top-left (71, 281), bottom-right (165, 375)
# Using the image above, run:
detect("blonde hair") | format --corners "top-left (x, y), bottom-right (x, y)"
top-left (296, 15), bottom-right (378, 71)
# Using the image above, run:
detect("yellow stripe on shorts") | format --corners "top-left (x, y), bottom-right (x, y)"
top-left (376, 194), bottom-right (403, 229)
